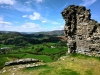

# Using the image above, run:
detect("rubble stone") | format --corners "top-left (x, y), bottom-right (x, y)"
top-left (4, 58), bottom-right (40, 66)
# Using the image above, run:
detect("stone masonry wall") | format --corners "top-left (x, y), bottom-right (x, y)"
top-left (61, 5), bottom-right (100, 57)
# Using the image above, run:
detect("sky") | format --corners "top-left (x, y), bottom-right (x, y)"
top-left (0, 0), bottom-right (100, 32)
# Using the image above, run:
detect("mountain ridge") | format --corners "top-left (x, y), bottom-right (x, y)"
top-left (0, 30), bottom-right (64, 36)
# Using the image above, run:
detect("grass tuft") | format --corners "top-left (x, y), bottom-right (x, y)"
top-left (85, 70), bottom-right (93, 75)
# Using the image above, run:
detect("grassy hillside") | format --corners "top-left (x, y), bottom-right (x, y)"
top-left (0, 54), bottom-right (100, 75)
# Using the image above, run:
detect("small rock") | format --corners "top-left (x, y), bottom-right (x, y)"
top-left (12, 73), bottom-right (15, 75)
top-left (63, 59), bottom-right (65, 60)
top-left (35, 64), bottom-right (39, 66)
top-left (8, 69), bottom-right (11, 71)
top-left (71, 58), bottom-right (74, 61)
top-left (3, 70), bottom-right (6, 73)
top-left (26, 64), bottom-right (31, 67)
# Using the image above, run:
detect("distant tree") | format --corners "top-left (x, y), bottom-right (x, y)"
top-left (50, 54), bottom-right (54, 60)
top-left (31, 46), bottom-right (34, 49)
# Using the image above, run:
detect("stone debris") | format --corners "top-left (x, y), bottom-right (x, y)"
top-left (0, 60), bottom-right (45, 74)
top-left (71, 58), bottom-right (74, 61)
top-left (4, 58), bottom-right (40, 66)
top-left (58, 56), bottom-right (67, 60)
top-left (12, 73), bottom-right (15, 75)
top-left (2, 70), bottom-right (6, 73)
top-left (61, 5), bottom-right (100, 56)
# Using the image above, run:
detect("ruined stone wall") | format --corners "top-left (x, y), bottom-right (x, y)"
top-left (61, 5), bottom-right (100, 57)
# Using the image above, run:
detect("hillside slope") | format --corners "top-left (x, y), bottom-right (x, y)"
top-left (0, 55), bottom-right (100, 75)
top-left (0, 30), bottom-right (66, 46)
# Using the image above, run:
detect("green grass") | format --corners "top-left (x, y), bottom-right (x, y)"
top-left (22, 54), bottom-right (54, 62)
top-left (38, 67), bottom-right (80, 75)
top-left (0, 53), bottom-right (54, 62)
top-left (42, 48), bottom-right (61, 53)
top-left (85, 70), bottom-right (93, 75)
top-left (2, 53), bottom-right (26, 59)
top-left (0, 57), bottom-right (9, 69)
top-left (1, 54), bottom-right (100, 75)
top-left (47, 43), bottom-right (56, 45)
top-left (0, 44), bottom-right (14, 48)
top-left (70, 53), bottom-right (100, 61)
top-left (56, 68), bottom-right (80, 75)
top-left (70, 53), bottom-right (92, 59)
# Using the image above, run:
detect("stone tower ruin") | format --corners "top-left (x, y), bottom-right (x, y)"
top-left (61, 5), bottom-right (100, 56)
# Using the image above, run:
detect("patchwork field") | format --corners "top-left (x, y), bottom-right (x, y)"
top-left (0, 42), bottom-right (67, 69)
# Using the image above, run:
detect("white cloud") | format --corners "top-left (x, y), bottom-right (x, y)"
top-left (80, 0), bottom-right (97, 6)
top-left (51, 21), bottom-right (60, 25)
top-left (0, 0), bottom-right (43, 12)
top-left (23, 12), bottom-right (48, 23)
top-left (41, 19), bottom-right (60, 24)
top-left (0, 0), bottom-right (33, 12)
top-left (25, 0), bottom-right (32, 6)
top-left (0, 0), bottom-right (16, 5)
top-left (13, 3), bottom-right (33, 12)
top-left (22, 12), bottom-right (63, 26)
top-left (0, 16), bottom-right (12, 26)
top-left (53, 25), bottom-right (64, 30)
top-left (36, 0), bottom-right (43, 3)
top-left (22, 15), bottom-right (28, 18)
top-left (42, 20), bottom-right (47, 23)
top-left (0, 16), bottom-right (39, 32)
top-left (22, 22), bottom-right (39, 29)
top-left (0, 21), bottom-right (12, 25)
top-left (0, 16), bottom-right (64, 32)
top-left (0, 5), bottom-right (12, 9)
top-left (0, 16), bottom-right (3, 21)
top-left (0, 16), bottom-right (13, 31)
top-left (0, 22), bottom-right (42, 32)
top-left (29, 12), bottom-right (41, 20)
top-left (0, 16), bottom-right (46, 32)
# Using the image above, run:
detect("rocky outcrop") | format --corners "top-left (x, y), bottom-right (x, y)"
top-left (4, 58), bottom-right (41, 66)
top-left (61, 5), bottom-right (100, 56)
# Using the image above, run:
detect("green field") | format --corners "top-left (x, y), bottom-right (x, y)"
top-left (0, 42), bottom-right (67, 69)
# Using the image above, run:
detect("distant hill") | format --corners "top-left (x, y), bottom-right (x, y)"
top-left (0, 30), bottom-right (66, 46)
top-left (0, 30), bottom-right (64, 36)
top-left (0, 31), bottom-right (22, 35)
top-left (20, 30), bottom-right (64, 36)
top-left (33, 30), bottom-right (64, 36)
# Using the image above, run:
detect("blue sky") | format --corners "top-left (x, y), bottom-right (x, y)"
top-left (0, 0), bottom-right (100, 32)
